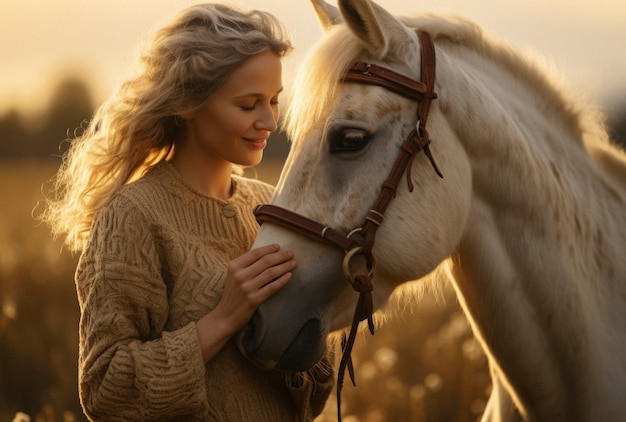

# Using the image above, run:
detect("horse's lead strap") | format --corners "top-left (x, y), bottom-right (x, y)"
top-left (336, 272), bottom-right (375, 421)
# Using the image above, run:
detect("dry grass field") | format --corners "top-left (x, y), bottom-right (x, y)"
top-left (0, 160), bottom-right (490, 421)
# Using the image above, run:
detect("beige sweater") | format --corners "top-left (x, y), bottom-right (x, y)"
top-left (76, 161), bottom-right (334, 421)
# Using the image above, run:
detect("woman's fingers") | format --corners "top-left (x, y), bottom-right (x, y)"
top-left (253, 252), bottom-right (297, 285)
top-left (228, 244), bottom-right (296, 287)
top-left (224, 244), bottom-right (296, 302)
top-left (215, 244), bottom-right (295, 332)
top-left (254, 270), bottom-right (292, 302)
top-left (230, 243), bottom-right (281, 268)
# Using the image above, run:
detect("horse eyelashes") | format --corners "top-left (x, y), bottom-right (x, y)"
top-left (329, 127), bottom-right (371, 153)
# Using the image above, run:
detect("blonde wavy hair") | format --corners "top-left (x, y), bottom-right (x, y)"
top-left (41, 3), bottom-right (292, 252)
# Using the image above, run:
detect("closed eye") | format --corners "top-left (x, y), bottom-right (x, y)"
top-left (238, 96), bottom-right (280, 111)
top-left (329, 127), bottom-right (371, 153)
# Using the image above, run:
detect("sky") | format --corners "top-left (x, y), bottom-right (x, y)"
top-left (1, 0), bottom-right (626, 118)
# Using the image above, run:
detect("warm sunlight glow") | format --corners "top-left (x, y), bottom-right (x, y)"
top-left (1, 0), bottom-right (625, 114)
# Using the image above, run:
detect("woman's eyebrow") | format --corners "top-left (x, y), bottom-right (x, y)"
top-left (234, 87), bottom-right (284, 99)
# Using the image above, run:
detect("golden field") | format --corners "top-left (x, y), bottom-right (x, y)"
top-left (0, 160), bottom-right (490, 421)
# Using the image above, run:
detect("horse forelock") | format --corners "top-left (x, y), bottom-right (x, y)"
top-left (284, 25), bottom-right (365, 144)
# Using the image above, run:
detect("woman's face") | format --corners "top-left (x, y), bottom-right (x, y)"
top-left (181, 50), bottom-right (283, 168)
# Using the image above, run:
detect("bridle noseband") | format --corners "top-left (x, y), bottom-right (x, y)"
top-left (254, 30), bottom-right (442, 420)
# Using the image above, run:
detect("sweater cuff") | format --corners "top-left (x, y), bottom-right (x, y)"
top-left (133, 322), bottom-right (207, 417)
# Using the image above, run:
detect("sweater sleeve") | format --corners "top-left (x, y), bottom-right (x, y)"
top-left (76, 195), bottom-right (208, 421)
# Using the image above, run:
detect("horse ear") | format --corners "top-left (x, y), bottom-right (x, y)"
top-left (338, 0), bottom-right (411, 58)
top-left (311, 0), bottom-right (342, 31)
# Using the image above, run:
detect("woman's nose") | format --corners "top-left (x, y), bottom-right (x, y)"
top-left (255, 103), bottom-right (278, 132)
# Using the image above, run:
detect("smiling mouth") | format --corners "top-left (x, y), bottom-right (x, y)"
top-left (243, 138), bottom-right (267, 149)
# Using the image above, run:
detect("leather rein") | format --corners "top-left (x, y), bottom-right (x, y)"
top-left (254, 30), bottom-right (442, 419)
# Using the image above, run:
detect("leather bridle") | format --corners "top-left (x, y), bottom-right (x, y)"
top-left (254, 30), bottom-right (442, 419)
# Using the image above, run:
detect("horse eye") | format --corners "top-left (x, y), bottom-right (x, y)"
top-left (329, 127), bottom-right (371, 153)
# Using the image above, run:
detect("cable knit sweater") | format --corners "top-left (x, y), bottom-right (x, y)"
top-left (75, 161), bottom-right (334, 421)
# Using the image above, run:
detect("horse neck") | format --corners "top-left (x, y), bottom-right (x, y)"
top-left (439, 46), bottom-right (626, 419)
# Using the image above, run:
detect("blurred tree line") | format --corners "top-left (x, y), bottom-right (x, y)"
top-left (0, 75), bottom-right (292, 162)
top-left (0, 75), bottom-right (625, 162)
top-left (0, 77), bottom-right (93, 160)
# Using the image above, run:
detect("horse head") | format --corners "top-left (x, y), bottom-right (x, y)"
top-left (237, 0), bottom-right (472, 372)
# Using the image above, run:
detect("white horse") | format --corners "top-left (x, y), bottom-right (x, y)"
top-left (237, 0), bottom-right (626, 420)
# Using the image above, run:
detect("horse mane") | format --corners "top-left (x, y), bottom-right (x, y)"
top-left (284, 24), bottom-right (364, 142)
top-left (284, 12), bottom-right (616, 155)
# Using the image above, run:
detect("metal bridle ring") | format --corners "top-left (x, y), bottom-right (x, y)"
top-left (342, 247), bottom-right (377, 281)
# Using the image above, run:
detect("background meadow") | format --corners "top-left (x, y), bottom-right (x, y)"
top-left (1, 74), bottom-right (624, 420)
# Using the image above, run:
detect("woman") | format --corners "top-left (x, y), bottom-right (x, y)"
top-left (42, 3), bottom-right (334, 421)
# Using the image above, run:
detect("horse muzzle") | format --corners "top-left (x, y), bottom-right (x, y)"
top-left (237, 313), bottom-right (327, 373)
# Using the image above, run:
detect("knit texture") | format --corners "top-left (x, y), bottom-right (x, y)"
top-left (75, 161), bottom-right (334, 421)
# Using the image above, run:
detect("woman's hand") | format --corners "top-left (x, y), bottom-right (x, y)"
top-left (218, 243), bottom-right (295, 331)
top-left (195, 244), bottom-right (296, 362)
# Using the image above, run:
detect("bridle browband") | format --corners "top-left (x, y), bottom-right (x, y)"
top-left (254, 30), bottom-right (442, 420)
